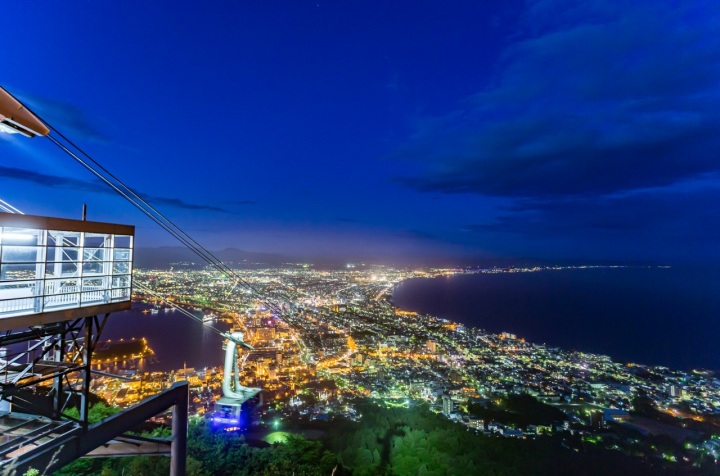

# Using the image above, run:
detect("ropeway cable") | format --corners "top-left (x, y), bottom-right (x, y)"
top-left (45, 135), bottom-right (228, 269)
top-left (133, 281), bottom-right (246, 344)
top-left (0, 199), bottom-right (245, 342)
top-left (40, 120), bottom-right (297, 313)
top-left (0, 198), bottom-right (24, 214)
top-left (46, 134), bottom-right (292, 316)
top-left (36, 121), bottom-right (296, 316)
top-left (42, 132), bottom-right (275, 293)
top-left (0, 198), bottom-right (240, 343)
top-left (12, 90), bottom-right (296, 316)
top-left (43, 133), bottom-right (263, 295)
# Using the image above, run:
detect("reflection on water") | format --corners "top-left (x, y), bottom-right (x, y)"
top-left (100, 303), bottom-right (230, 372)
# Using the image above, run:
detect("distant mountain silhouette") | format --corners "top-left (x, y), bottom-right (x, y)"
top-left (134, 247), bottom-right (660, 270)
top-left (134, 246), bottom-right (287, 269)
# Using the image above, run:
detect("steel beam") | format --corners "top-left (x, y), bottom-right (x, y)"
top-left (171, 385), bottom-right (188, 476)
top-left (1, 382), bottom-right (189, 476)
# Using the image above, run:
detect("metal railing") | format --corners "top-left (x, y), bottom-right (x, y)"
top-left (0, 224), bottom-right (133, 319)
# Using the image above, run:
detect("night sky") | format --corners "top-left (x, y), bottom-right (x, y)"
top-left (2, 1), bottom-right (719, 265)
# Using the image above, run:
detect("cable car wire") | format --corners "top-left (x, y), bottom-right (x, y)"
top-left (42, 131), bottom-right (294, 316)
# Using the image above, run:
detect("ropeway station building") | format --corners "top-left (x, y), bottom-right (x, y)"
top-left (0, 214), bottom-right (133, 326)
top-left (0, 212), bottom-right (188, 475)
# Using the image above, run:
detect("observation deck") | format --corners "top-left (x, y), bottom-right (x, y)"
top-left (0, 213), bottom-right (134, 331)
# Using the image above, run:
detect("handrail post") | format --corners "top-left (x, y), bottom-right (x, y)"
top-left (170, 382), bottom-right (188, 476)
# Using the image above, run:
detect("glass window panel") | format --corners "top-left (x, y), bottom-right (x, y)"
top-left (112, 276), bottom-right (130, 288)
top-left (1, 246), bottom-right (43, 263)
top-left (81, 291), bottom-right (105, 304)
top-left (111, 288), bottom-right (130, 301)
top-left (45, 293), bottom-right (79, 309)
top-left (112, 262), bottom-right (130, 274)
top-left (82, 277), bottom-right (104, 289)
top-left (0, 263), bottom-right (38, 281)
top-left (45, 278), bottom-right (79, 294)
top-left (0, 281), bottom-right (35, 297)
top-left (45, 262), bottom-right (80, 278)
top-left (47, 231), bottom-right (81, 247)
top-left (0, 281), bottom-right (33, 291)
top-left (0, 297), bottom-right (36, 314)
top-left (113, 249), bottom-right (131, 261)
top-left (46, 247), bottom-right (79, 263)
top-left (82, 262), bottom-right (105, 275)
top-left (114, 235), bottom-right (132, 248)
top-left (83, 248), bottom-right (106, 261)
top-left (0, 224), bottom-right (133, 312)
top-left (84, 234), bottom-right (109, 248)
top-left (62, 263), bottom-right (80, 275)
top-left (0, 227), bottom-right (42, 246)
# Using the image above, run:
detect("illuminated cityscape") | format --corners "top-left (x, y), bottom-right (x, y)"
top-left (2, 0), bottom-right (720, 473)
top-left (85, 264), bottom-right (720, 468)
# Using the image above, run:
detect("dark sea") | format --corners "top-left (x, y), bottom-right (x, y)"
top-left (391, 267), bottom-right (720, 371)
top-left (100, 304), bottom-right (229, 373)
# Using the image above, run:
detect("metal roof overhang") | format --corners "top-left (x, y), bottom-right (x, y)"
top-left (0, 87), bottom-right (49, 138)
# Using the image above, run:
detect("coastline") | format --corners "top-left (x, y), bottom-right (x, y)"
top-left (388, 266), bottom-right (718, 372)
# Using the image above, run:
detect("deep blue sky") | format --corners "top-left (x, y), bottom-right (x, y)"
top-left (2, 1), bottom-right (719, 265)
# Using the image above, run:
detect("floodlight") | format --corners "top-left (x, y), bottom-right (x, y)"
top-left (0, 86), bottom-right (50, 137)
